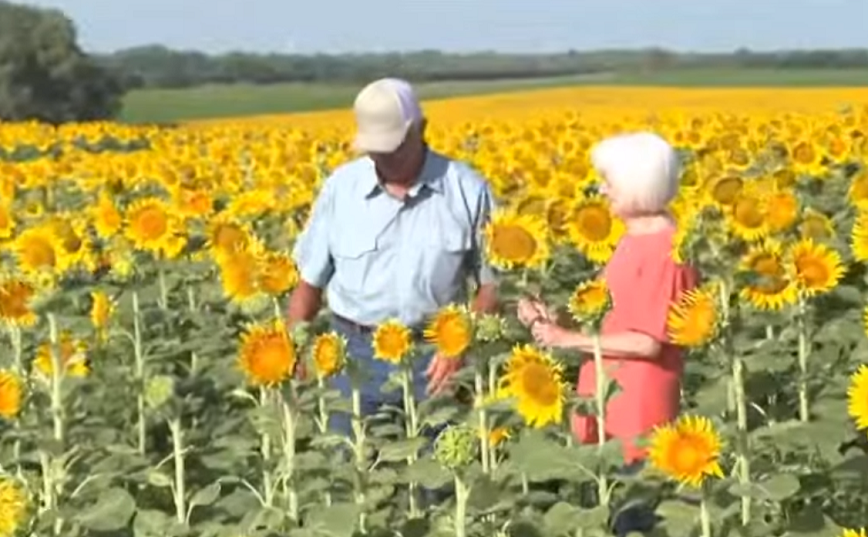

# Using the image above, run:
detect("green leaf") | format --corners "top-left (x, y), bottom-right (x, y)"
top-left (133, 509), bottom-right (176, 537)
top-left (76, 487), bottom-right (137, 532)
top-left (656, 499), bottom-right (699, 536)
top-left (189, 482), bottom-right (222, 508)
top-left (728, 473), bottom-right (800, 502)
top-left (544, 502), bottom-right (609, 535)
top-left (304, 502), bottom-right (360, 537)
top-left (146, 470), bottom-right (173, 488)
top-left (405, 458), bottom-right (451, 490)
top-left (377, 437), bottom-right (428, 462)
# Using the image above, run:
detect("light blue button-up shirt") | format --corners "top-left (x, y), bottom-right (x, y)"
top-left (292, 149), bottom-right (498, 328)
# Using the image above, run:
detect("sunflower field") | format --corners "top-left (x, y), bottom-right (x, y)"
top-left (1, 87), bottom-right (868, 537)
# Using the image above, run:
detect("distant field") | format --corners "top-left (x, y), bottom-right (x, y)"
top-left (119, 68), bottom-right (868, 124)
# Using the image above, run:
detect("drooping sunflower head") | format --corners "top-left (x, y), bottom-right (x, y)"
top-left (34, 331), bottom-right (89, 379)
top-left (799, 208), bottom-right (836, 241)
top-left (787, 239), bottom-right (844, 298)
top-left (0, 370), bottom-right (23, 420)
top-left (423, 304), bottom-right (473, 359)
top-left (565, 194), bottom-right (625, 265)
top-left (666, 285), bottom-right (720, 348)
top-left (847, 362), bottom-right (868, 431)
top-left (372, 319), bottom-right (413, 364)
top-left (237, 320), bottom-right (297, 387)
top-left (0, 278), bottom-right (38, 328)
top-left (257, 251), bottom-right (299, 297)
top-left (310, 332), bottom-right (346, 379)
top-left (483, 209), bottom-right (550, 271)
top-left (706, 175), bottom-right (743, 208)
top-left (0, 476), bottom-right (30, 537)
top-left (738, 241), bottom-right (797, 311)
top-left (765, 190), bottom-right (799, 234)
top-left (499, 344), bottom-right (566, 429)
top-left (648, 415), bottom-right (724, 488)
top-left (567, 278), bottom-right (611, 327)
top-left (206, 215), bottom-right (252, 261)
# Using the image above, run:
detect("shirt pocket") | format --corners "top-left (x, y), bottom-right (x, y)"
top-left (332, 234), bottom-right (378, 292)
top-left (426, 225), bottom-right (473, 300)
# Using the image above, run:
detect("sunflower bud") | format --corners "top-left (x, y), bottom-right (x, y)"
top-left (475, 313), bottom-right (506, 343)
top-left (433, 424), bottom-right (478, 470)
top-left (291, 321), bottom-right (312, 349)
top-left (145, 375), bottom-right (175, 410)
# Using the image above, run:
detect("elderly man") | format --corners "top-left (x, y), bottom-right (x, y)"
top-left (287, 77), bottom-right (499, 437)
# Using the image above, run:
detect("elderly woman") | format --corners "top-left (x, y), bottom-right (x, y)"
top-left (518, 132), bottom-right (698, 535)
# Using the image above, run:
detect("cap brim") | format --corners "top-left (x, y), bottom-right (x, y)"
top-left (353, 124), bottom-right (411, 154)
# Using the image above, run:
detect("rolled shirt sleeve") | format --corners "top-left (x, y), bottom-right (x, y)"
top-left (292, 177), bottom-right (335, 289)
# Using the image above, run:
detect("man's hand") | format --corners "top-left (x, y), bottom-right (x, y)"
top-left (425, 353), bottom-right (463, 395)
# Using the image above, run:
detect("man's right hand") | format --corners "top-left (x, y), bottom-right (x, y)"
top-left (517, 297), bottom-right (552, 327)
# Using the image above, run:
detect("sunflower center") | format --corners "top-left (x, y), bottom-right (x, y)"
top-left (135, 207), bottom-right (169, 240)
top-left (752, 255), bottom-right (788, 294)
top-left (22, 236), bottom-right (56, 268)
top-left (711, 177), bottom-right (742, 205)
top-left (574, 206), bottom-right (612, 242)
top-left (733, 197), bottom-right (764, 228)
top-left (792, 142), bottom-right (815, 164)
top-left (520, 362), bottom-right (559, 406)
top-left (214, 224), bottom-right (248, 252)
top-left (492, 224), bottom-right (537, 262)
top-left (671, 437), bottom-right (704, 473)
top-left (796, 256), bottom-right (830, 288)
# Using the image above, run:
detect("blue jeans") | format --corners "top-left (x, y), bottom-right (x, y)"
top-left (610, 461), bottom-right (659, 536)
top-left (327, 316), bottom-right (435, 439)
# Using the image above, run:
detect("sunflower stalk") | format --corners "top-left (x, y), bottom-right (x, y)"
top-left (351, 383), bottom-right (368, 534)
top-left (168, 417), bottom-right (186, 524)
top-left (591, 332), bottom-right (608, 507)
top-left (796, 295), bottom-right (810, 422)
top-left (315, 376), bottom-right (333, 506)
top-left (718, 281), bottom-right (751, 525)
top-left (45, 313), bottom-right (65, 535)
top-left (280, 387), bottom-right (299, 522)
top-left (487, 361), bottom-right (500, 470)
top-left (474, 366), bottom-right (491, 474)
top-left (400, 363), bottom-right (421, 518)
top-left (259, 388), bottom-right (275, 508)
top-left (453, 471), bottom-right (471, 537)
top-left (157, 265), bottom-right (169, 310)
top-left (700, 483), bottom-right (713, 537)
top-left (133, 291), bottom-right (147, 456)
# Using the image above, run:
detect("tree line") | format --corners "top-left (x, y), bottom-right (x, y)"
top-left (1, 0), bottom-right (867, 124)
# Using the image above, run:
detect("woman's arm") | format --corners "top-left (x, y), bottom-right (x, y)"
top-left (533, 322), bottom-right (662, 359)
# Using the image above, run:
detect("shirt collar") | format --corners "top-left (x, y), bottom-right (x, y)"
top-left (361, 146), bottom-right (444, 199)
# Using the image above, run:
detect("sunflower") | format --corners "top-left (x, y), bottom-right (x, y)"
top-left (483, 209), bottom-right (550, 270)
top-left (706, 175), bottom-right (743, 207)
top-left (0, 476), bottom-right (29, 537)
top-left (667, 285), bottom-right (719, 347)
top-left (739, 241), bottom-right (797, 311)
top-left (843, 529), bottom-right (868, 537)
top-left (372, 319), bottom-right (413, 364)
top-left (487, 426), bottom-right (511, 448)
top-left (0, 371), bottom-right (23, 420)
top-left (217, 248), bottom-right (263, 305)
top-left (765, 190), bottom-right (799, 234)
top-left (34, 332), bottom-right (89, 378)
top-left (90, 291), bottom-right (114, 330)
top-left (799, 208), bottom-right (836, 241)
top-left (206, 214), bottom-right (252, 260)
top-left (499, 344), bottom-right (566, 428)
top-left (424, 304), bottom-right (473, 359)
top-left (258, 251), bottom-right (298, 296)
top-left (0, 204), bottom-right (15, 240)
top-left (12, 226), bottom-right (63, 275)
top-left (0, 279), bottom-right (38, 327)
top-left (310, 332), bottom-right (346, 379)
top-left (567, 278), bottom-right (611, 326)
top-left (847, 362), bottom-right (868, 431)
top-left (565, 194), bottom-right (625, 264)
top-left (848, 168), bottom-right (868, 209)
top-left (237, 321), bottom-right (296, 386)
top-left (648, 415), bottom-right (724, 488)
top-left (124, 197), bottom-right (175, 254)
top-left (789, 139), bottom-right (826, 177)
top-left (787, 239), bottom-right (844, 297)
top-left (851, 211), bottom-right (868, 263)
top-left (90, 192), bottom-right (123, 239)
top-left (727, 191), bottom-right (768, 243)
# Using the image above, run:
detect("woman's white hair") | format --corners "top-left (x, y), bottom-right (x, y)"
top-left (590, 131), bottom-right (679, 215)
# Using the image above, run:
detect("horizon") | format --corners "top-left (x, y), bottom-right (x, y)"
top-left (21, 0), bottom-right (868, 56)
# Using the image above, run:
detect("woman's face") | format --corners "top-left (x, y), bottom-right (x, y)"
top-left (599, 174), bottom-right (630, 217)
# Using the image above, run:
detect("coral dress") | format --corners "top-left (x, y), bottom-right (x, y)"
top-left (572, 224), bottom-right (699, 464)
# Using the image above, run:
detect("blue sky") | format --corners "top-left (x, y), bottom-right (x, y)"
top-left (25, 0), bottom-right (868, 54)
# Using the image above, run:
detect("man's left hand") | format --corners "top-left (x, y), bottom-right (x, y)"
top-left (425, 353), bottom-right (463, 395)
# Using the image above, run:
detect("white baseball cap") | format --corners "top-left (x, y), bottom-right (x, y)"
top-left (352, 78), bottom-right (423, 153)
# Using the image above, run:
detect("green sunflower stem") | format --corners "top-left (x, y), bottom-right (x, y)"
top-left (47, 314), bottom-right (64, 445)
top-left (401, 365), bottom-right (421, 518)
top-left (315, 377), bottom-right (333, 506)
top-left (168, 417), bottom-right (186, 525)
top-left (797, 296), bottom-right (810, 423)
top-left (8, 326), bottom-right (22, 475)
top-left (720, 281), bottom-right (751, 525)
top-left (133, 291), bottom-right (147, 456)
top-left (351, 384), bottom-right (368, 534)
top-left (700, 483), bottom-right (713, 537)
top-left (488, 361), bottom-right (500, 470)
top-left (454, 471), bottom-right (470, 537)
top-left (259, 388), bottom-right (275, 508)
top-left (591, 332), bottom-right (608, 507)
top-left (157, 265), bottom-right (168, 310)
top-left (281, 387), bottom-right (299, 522)
top-left (475, 367), bottom-right (491, 475)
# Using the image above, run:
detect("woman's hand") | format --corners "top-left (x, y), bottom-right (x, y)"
top-left (531, 321), bottom-right (579, 349)
top-left (517, 297), bottom-right (550, 327)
